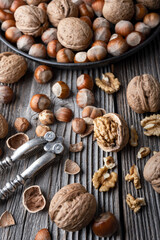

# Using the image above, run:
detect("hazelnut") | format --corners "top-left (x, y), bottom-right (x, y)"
top-left (0, 9), bottom-right (14, 22)
top-left (35, 229), bottom-right (51, 240)
top-left (126, 31), bottom-right (144, 47)
top-left (0, 85), bottom-right (13, 104)
top-left (80, 16), bottom-right (92, 28)
top-left (0, 114), bottom-right (8, 139)
top-left (10, 0), bottom-right (26, 12)
top-left (17, 35), bottom-right (35, 52)
top-left (107, 34), bottom-right (128, 56)
top-left (52, 81), bottom-right (70, 99)
top-left (135, 3), bottom-right (148, 20)
top-left (56, 48), bottom-right (75, 63)
top-left (92, 40), bottom-right (107, 50)
top-left (30, 94), bottom-right (51, 113)
top-left (1, 19), bottom-right (15, 31)
top-left (115, 20), bottom-right (134, 37)
top-left (38, 3), bottom-right (48, 12)
top-left (34, 65), bottom-right (53, 84)
top-left (76, 89), bottom-right (95, 108)
top-left (5, 27), bottom-right (22, 43)
top-left (47, 40), bottom-right (63, 58)
top-left (36, 125), bottom-right (51, 137)
top-left (82, 106), bottom-right (106, 124)
top-left (93, 17), bottom-right (110, 31)
top-left (29, 44), bottom-right (47, 59)
top-left (0, 0), bottom-right (13, 9)
top-left (39, 110), bottom-right (54, 125)
top-left (77, 74), bottom-right (93, 90)
top-left (94, 27), bottom-right (111, 43)
top-left (135, 22), bottom-right (151, 36)
top-left (87, 46), bottom-right (107, 62)
top-left (92, 212), bottom-right (118, 237)
top-left (143, 13), bottom-right (160, 29)
top-left (79, 3), bottom-right (94, 20)
top-left (74, 52), bottom-right (89, 63)
top-left (91, 0), bottom-right (104, 17)
top-left (41, 28), bottom-right (57, 45)
top-left (14, 117), bottom-right (30, 132)
top-left (55, 107), bottom-right (73, 122)
top-left (72, 118), bottom-right (86, 134)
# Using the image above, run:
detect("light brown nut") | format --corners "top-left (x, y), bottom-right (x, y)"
top-left (92, 166), bottom-right (118, 192)
top-left (126, 194), bottom-right (146, 213)
top-left (0, 52), bottom-right (27, 84)
top-left (0, 114), bottom-right (8, 139)
top-left (55, 107), bottom-right (73, 123)
top-left (76, 89), bottom-right (95, 108)
top-left (23, 185), bottom-right (46, 213)
top-left (30, 94), bottom-right (51, 113)
top-left (125, 165), bottom-right (141, 189)
top-left (141, 114), bottom-right (160, 136)
top-left (35, 229), bottom-right (51, 240)
top-left (64, 159), bottom-right (80, 175)
top-left (0, 211), bottom-right (15, 228)
top-left (93, 113), bottom-right (129, 152)
top-left (103, 156), bottom-right (116, 169)
top-left (69, 142), bottom-right (84, 152)
top-left (137, 147), bottom-right (151, 159)
top-left (0, 85), bottom-right (13, 104)
top-left (6, 133), bottom-right (29, 150)
top-left (80, 124), bottom-right (94, 138)
top-left (17, 35), bottom-right (35, 52)
top-left (14, 117), bottom-right (30, 132)
top-left (129, 125), bottom-right (138, 147)
top-left (36, 125), bottom-right (51, 137)
top-left (95, 73), bottom-right (121, 94)
top-left (0, 0), bottom-right (13, 9)
top-left (82, 106), bottom-right (106, 125)
top-left (39, 110), bottom-right (54, 125)
top-left (41, 28), bottom-right (57, 45)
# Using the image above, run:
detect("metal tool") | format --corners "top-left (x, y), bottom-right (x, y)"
top-left (0, 131), bottom-right (64, 200)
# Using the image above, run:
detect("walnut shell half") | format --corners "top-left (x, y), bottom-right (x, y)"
top-left (49, 183), bottom-right (96, 232)
top-left (93, 113), bottom-right (129, 152)
top-left (127, 74), bottom-right (160, 114)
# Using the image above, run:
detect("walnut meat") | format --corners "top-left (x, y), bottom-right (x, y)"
top-left (47, 0), bottom-right (78, 27)
top-left (93, 113), bottom-right (129, 152)
top-left (125, 165), bottom-right (141, 189)
top-left (57, 17), bottom-right (93, 51)
top-left (15, 5), bottom-right (48, 37)
top-left (49, 183), bottom-right (96, 232)
top-left (126, 194), bottom-right (146, 213)
top-left (127, 74), bottom-right (160, 114)
top-left (141, 114), bottom-right (160, 136)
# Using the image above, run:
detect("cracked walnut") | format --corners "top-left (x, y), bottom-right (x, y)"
top-left (141, 114), bottom-right (160, 136)
top-left (125, 165), bottom-right (141, 189)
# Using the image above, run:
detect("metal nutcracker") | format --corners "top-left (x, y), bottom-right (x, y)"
top-left (0, 131), bottom-right (64, 200)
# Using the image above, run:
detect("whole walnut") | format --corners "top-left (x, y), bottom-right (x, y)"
top-left (102, 0), bottom-right (134, 24)
top-left (136, 0), bottom-right (160, 10)
top-left (0, 114), bottom-right (8, 139)
top-left (49, 183), bottom-right (96, 232)
top-left (14, 5), bottom-right (48, 37)
top-left (143, 153), bottom-right (160, 193)
top-left (0, 52), bottom-right (27, 84)
top-left (126, 74), bottom-right (160, 114)
top-left (26, 0), bottom-right (48, 6)
top-left (47, 0), bottom-right (78, 27)
top-left (57, 17), bottom-right (93, 51)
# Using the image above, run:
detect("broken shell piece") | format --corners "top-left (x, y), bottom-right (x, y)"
top-left (0, 211), bottom-right (15, 228)
top-left (141, 114), bottom-right (160, 136)
top-left (64, 159), bottom-right (80, 175)
top-left (69, 142), bottom-right (83, 152)
top-left (103, 156), bottom-right (116, 169)
top-left (80, 124), bottom-right (94, 138)
top-left (129, 125), bottom-right (138, 147)
top-left (126, 194), bottom-right (146, 213)
top-left (95, 73), bottom-right (121, 94)
top-left (137, 147), bottom-right (151, 159)
top-left (6, 133), bottom-right (29, 150)
top-left (23, 185), bottom-right (46, 213)
top-left (125, 165), bottom-right (141, 189)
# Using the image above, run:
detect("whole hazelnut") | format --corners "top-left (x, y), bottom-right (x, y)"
top-left (87, 46), bottom-right (107, 62)
top-left (52, 81), bottom-right (70, 99)
top-left (0, 85), bottom-right (13, 104)
top-left (29, 44), bottom-right (47, 59)
top-left (34, 228), bottom-right (51, 240)
top-left (74, 52), bottom-right (89, 63)
top-left (39, 109), bottom-right (54, 125)
top-left (80, 16), bottom-right (92, 28)
top-left (56, 48), bottom-right (75, 63)
top-left (92, 212), bottom-right (118, 237)
top-left (41, 28), bottom-right (57, 45)
top-left (30, 94), bottom-right (51, 113)
top-left (47, 40), bottom-right (63, 58)
top-left (76, 88), bottom-right (95, 108)
top-left (93, 17), bottom-right (110, 31)
top-left (17, 35), bottom-right (35, 52)
top-left (94, 27), bottom-right (111, 43)
top-left (14, 117), bottom-right (30, 132)
top-left (91, 0), bottom-right (104, 17)
top-left (72, 118), bottom-right (86, 134)
top-left (36, 125), bottom-right (51, 137)
top-left (92, 40), bottom-right (107, 50)
top-left (1, 19), bottom-right (15, 31)
top-left (143, 13), bottom-right (160, 29)
top-left (79, 3), bottom-right (94, 20)
top-left (107, 34), bottom-right (128, 56)
top-left (135, 22), bottom-right (151, 36)
top-left (5, 27), bottom-right (22, 43)
top-left (126, 31), bottom-right (144, 47)
top-left (0, 0), bottom-right (13, 9)
top-left (0, 9), bottom-right (14, 22)
top-left (77, 74), bottom-right (93, 90)
top-left (34, 65), bottom-right (53, 84)
top-left (115, 20), bottom-right (134, 37)
top-left (38, 3), bottom-right (48, 12)
top-left (135, 3), bottom-right (148, 21)
top-left (55, 107), bottom-right (73, 122)
top-left (10, 0), bottom-right (26, 13)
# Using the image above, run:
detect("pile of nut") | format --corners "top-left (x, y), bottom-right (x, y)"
top-left (0, 0), bottom-right (160, 63)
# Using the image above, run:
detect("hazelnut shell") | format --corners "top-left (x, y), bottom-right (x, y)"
top-left (64, 159), bottom-right (80, 175)
top-left (0, 114), bottom-right (8, 139)
top-left (6, 133), bottom-right (29, 150)
top-left (0, 211), bottom-right (15, 228)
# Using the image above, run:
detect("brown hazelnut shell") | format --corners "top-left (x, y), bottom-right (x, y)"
top-left (6, 133), bottom-right (29, 150)
top-left (0, 114), bottom-right (8, 139)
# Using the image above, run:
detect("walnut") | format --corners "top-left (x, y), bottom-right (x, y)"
top-left (141, 114), bottom-right (160, 136)
top-left (15, 5), bottom-right (48, 37)
top-left (57, 17), bottom-right (93, 51)
top-left (0, 52), bottom-right (27, 84)
top-left (49, 183), bottom-right (96, 232)
top-left (127, 74), bottom-right (160, 113)
top-left (129, 125), bottom-right (138, 147)
top-left (103, 156), bottom-right (116, 169)
top-left (0, 211), bottom-right (15, 228)
top-left (47, 0), bottom-right (78, 27)
top-left (125, 165), bottom-right (141, 189)
top-left (137, 147), bottom-right (151, 159)
top-left (95, 73), bottom-right (121, 94)
top-left (92, 166), bottom-right (118, 192)
top-left (93, 113), bottom-right (129, 152)
top-left (126, 194), bottom-right (146, 213)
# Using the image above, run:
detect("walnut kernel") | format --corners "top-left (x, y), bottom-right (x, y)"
top-left (129, 125), bottom-right (138, 147)
top-left (137, 147), bottom-right (151, 159)
top-left (125, 165), bottom-right (141, 189)
top-left (141, 114), bottom-right (160, 136)
top-left (126, 194), bottom-right (146, 213)
top-left (103, 156), bottom-right (116, 169)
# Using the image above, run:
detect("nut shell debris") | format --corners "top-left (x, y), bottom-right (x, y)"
top-left (103, 156), bottom-right (116, 169)
top-left (137, 147), bottom-right (151, 159)
top-left (0, 113), bottom-right (8, 139)
top-left (0, 211), bottom-right (15, 228)
top-left (6, 133), bottom-right (29, 150)
top-left (64, 159), bottom-right (80, 175)
top-left (141, 114), bottom-right (160, 136)
top-left (125, 165), bottom-right (141, 189)
top-left (80, 124), bottom-right (94, 138)
top-left (69, 142), bottom-right (83, 152)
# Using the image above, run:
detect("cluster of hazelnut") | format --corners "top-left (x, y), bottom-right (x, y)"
top-left (0, 0), bottom-right (160, 63)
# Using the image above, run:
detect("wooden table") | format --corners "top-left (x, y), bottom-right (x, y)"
top-left (0, 35), bottom-right (160, 240)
